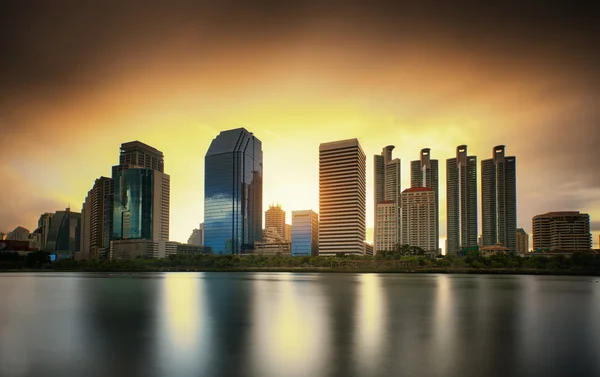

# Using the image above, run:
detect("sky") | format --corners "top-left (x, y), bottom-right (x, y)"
top-left (1, 1), bottom-right (599, 248)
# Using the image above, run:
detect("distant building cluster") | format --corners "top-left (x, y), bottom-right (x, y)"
top-left (2, 128), bottom-right (595, 260)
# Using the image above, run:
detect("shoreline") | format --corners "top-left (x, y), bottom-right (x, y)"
top-left (2, 267), bottom-right (599, 276)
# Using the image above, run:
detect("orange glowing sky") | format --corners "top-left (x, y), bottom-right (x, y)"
top-left (1, 1), bottom-right (599, 248)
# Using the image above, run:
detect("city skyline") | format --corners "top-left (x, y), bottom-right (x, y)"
top-left (1, 2), bottom-right (599, 248)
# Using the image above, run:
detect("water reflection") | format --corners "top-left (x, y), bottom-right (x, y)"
top-left (354, 274), bottom-right (386, 375)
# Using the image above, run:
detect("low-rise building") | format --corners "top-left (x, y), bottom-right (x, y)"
top-left (177, 243), bottom-right (211, 254)
top-left (111, 239), bottom-right (178, 260)
top-left (480, 243), bottom-right (510, 257)
top-left (253, 241), bottom-right (291, 256)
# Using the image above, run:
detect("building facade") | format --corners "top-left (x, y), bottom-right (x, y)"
top-left (37, 213), bottom-right (52, 251)
top-left (374, 145), bottom-right (401, 254)
top-left (446, 145), bottom-right (478, 255)
top-left (291, 210), bottom-right (318, 256)
top-left (45, 208), bottom-right (81, 258)
top-left (481, 145), bottom-right (517, 252)
top-left (411, 148), bottom-right (439, 248)
top-left (6, 226), bottom-right (30, 241)
top-left (265, 204), bottom-right (286, 240)
top-left (112, 141), bottom-right (169, 243)
top-left (516, 228), bottom-right (529, 254)
top-left (374, 201), bottom-right (399, 253)
top-left (187, 223), bottom-right (204, 246)
top-left (81, 176), bottom-right (114, 260)
top-left (204, 128), bottom-right (263, 254)
top-left (284, 224), bottom-right (292, 242)
top-left (401, 187), bottom-right (438, 252)
top-left (111, 239), bottom-right (178, 260)
top-left (319, 139), bottom-right (366, 255)
top-left (532, 212), bottom-right (591, 253)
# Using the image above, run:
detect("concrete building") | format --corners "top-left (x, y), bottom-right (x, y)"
top-left (411, 148), bottom-right (439, 250)
top-left (516, 228), bottom-right (529, 254)
top-left (374, 145), bottom-right (401, 254)
top-left (363, 242), bottom-right (373, 256)
top-left (374, 201), bottom-right (399, 253)
top-left (291, 210), bottom-right (318, 256)
top-left (482, 145), bottom-right (517, 252)
top-left (80, 177), bottom-right (114, 260)
top-left (401, 187), bottom-right (438, 252)
top-left (204, 128), bottom-right (262, 254)
top-left (532, 212), bottom-right (591, 253)
top-left (112, 141), bottom-right (169, 243)
top-left (319, 139), bottom-right (366, 256)
top-left (6, 226), bottom-right (30, 241)
top-left (187, 223), bottom-right (204, 246)
top-left (446, 145), bottom-right (478, 255)
top-left (265, 204), bottom-right (286, 240)
top-left (111, 239), bottom-right (178, 260)
top-left (480, 243), bottom-right (510, 257)
top-left (253, 241), bottom-right (291, 256)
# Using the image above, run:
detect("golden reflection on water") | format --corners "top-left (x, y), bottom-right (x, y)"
top-left (355, 274), bottom-right (386, 370)
top-left (163, 273), bottom-right (200, 348)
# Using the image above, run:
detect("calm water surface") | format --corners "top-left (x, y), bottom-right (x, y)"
top-left (1, 272), bottom-right (599, 377)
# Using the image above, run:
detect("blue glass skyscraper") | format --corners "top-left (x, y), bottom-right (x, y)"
top-left (204, 128), bottom-right (263, 254)
top-left (291, 210), bottom-right (319, 256)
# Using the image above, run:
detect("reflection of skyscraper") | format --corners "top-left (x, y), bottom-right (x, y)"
top-left (204, 128), bottom-right (263, 254)
top-left (112, 141), bottom-right (169, 242)
top-left (411, 148), bottom-right (439, 248)
top-left (291, 210), bottom-right (319, 256)
top-left (265, 204), bottom-right (286, 240)
top-left (374, 146), bottom-right (401, 254)
top-left (481, 145), bottom-right (517, 252)
top-left (446, 145), bottom-right (478, 255)
top-left (319, 139), bottom-right (366, 256)
top-left (81, 177), bottom-right (114, 259)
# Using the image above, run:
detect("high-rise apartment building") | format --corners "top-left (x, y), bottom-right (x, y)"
top-left (319, 139), bottom-right (366, 255)
top-left (204, 128), bottom-right (262, 254)
top-left (401, 187), bottom-right (438, 252)
top-left (112, 141), bottom-right (169, 242)
top-left (291, 210), bottom-right (319, 256)
top-left (516, 228), bottom-right (529, 254)
top-left (374, 145), bottom-right (401, 254)
top-left (482, 145), bottom-right (517, 252)
top-left (446, 145), bottom-right (478, 255)
top-left (532, 212), bottom-right (591, 253)
top-left (81, 177), bottom-right (114, 260)
top-left (265, 204), bottom-right (286, 240)
top-left (411, 148), bottom-right (439, 247)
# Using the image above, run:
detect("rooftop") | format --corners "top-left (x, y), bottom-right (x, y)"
top-left (402, 187), bottom-right (433, 193)
top-left (120, 141), bottom-right (164, 157)
top-left (534, 211), bottom-right (587, 218)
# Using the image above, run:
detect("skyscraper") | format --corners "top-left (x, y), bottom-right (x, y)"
top-left (265, 204), bottom-right (286, 240)
top-left (481, 145), bottom-right (517, 252)
top-left (374, 145), bottom-right (401, 254)
top-left (204, 128), bottom-right (263, 254)
top-left (45, 208), bottom-right (81, 258)
top-left (319, 139), bottom-right (366, 255)
top-left (81, 176), bottom-right (114, 259)
top-left (446, 145), bottom-right (478, 255)
top-left (36, 213), bottom-right (52, 250)
top-left (112, 141), bottom-right (169, 242)
top-left (291, 210), bottom-right (319, 256)
top-left (187, 223), bottom-right (204, 246)
top-left (401, 187), bottom-right (437, 252)
top-left (532, 211), bottom-right (591, 253)
top-left (411, 148), bottom-right (439, 247)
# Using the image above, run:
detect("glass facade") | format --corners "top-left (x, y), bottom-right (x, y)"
top-left (112, 168), bottom-right (155, 240)
top-left (291, 210), bottom-right (318, 256)
top-left (204, 128), bottom-right (262, 254)
top-left (45, 209), bottom-right (81, 257)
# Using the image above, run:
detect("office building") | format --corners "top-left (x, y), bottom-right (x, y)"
top-left (446, 145), bottom-right (478, 255)
top-left (319, 139), bottom-right (366, 255)
top-left (364, 242), bottom-right (374, 256)
top-left (374, 145), bottom-right (401, 254)
top-left (291, 210), bottom-right (318, 256)
top-left (187, 223), bottom-right (204, 246)
top-left (482, 145), bottom-right (517, 252)
top-left (532, 212), bottom-right (591, 253)
top-left (111, 239), bottom-right (178, 260)
top-left (36, 213), bottom-right (52, 250)
top-left (401, 187), bottom-right (437, 252)
top-left (80, 176), bottom-right (114, 260)
top-left (204, 128), bottom-right (262, 254)
top-left (253, 241), bottom-right (291, 256)
top-left (265, 204), bottom-right (286, 240)
top-left (285, 224), bottom-right (292, 242)
top-left (516, 228), bottom-right (529, 254)
top-left (112, 141), bottom-right (169, 242)
top-left (411, 148), bottom-right (439, 247)
top-left (45, 208), bottom-right (81, 258)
